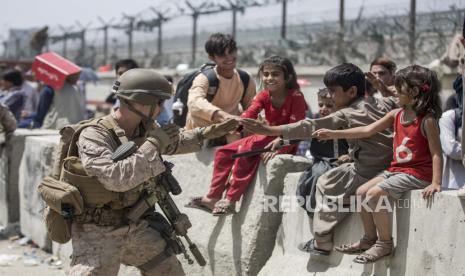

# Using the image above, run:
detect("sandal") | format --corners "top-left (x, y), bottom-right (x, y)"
top-left (335, 236), bottom-right (377, 255)
top-left (184, 197), bottom-right (213, 214)
top-left (212, 199), bottom-right (236, 216)
top-left (297, 239), bottom-right (331, 256)
top-left (353, 238), bottom-right (394, 264)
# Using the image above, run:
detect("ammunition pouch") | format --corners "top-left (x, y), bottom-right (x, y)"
top-left (144, 212), bottom-right (183, 255)
top-left (44, 206), bottom-right (72, 244)
top-left (38, 176), bottom-right (84, 215)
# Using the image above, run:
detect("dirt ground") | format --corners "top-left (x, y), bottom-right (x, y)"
top-left (0, 237), bottom-right (145, 275)
top-left (0, 238), bottom-right (65, 276)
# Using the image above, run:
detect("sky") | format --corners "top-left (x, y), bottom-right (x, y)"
top-left (2, 0), bottom-right (464, 41)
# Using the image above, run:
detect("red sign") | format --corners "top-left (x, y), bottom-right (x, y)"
top-left (31, 52), bottom-right (81, 90)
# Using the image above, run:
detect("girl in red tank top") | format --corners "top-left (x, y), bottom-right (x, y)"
top-left (388, 110), bottom-right (433, 181)
top-left (314, 65), bottom-right (442, 264)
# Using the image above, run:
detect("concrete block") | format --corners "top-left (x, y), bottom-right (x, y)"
top-left (0, 129), bottom-right (58, 226)
top-left (19, 135), bottom-right (59, 250)
top-left (258, 172), bottom-right (465, 276)
top-left (162, 153), bottom-right (311, 276)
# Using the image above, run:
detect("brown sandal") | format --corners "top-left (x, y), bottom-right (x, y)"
top-left (212, 199), bottom-right (236, 216)
top-left (353, 238), bottom-right (394, 264)
top-left (335, 236), bottom-right (377, 255)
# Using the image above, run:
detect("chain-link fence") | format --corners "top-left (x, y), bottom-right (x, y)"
top-left (3, 1), bottom-right (465, 69)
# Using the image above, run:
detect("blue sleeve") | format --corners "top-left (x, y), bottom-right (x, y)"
top-left (33, 86), bottom-right (54, 128)
top-left (156, 108), bottom-right (171, 126)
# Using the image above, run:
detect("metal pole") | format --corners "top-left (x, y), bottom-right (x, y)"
top-left (2, 41), bottom-right (8, 57)
top-left (63, 35), bottom-right (68, 58)
top-left (409, 0), bottom-right (416, 64)
top-left (158, 21), bottom-right (162, 56)
top-left (15, 38), bottom-right (20, 59)
top-left (192, 14), bottom-right (198, 66)
top-left (281, 0), bottom-right (287, 39)
top-left (81, 31), bottom-right (86, 55)
top-left (232, 8), bottom-right (237, 39)
top-left (128, 18), bottom-right (134, 58)
top-left (338, 0), bottom-right (345, 63)
top-left (103, 26), bottom-right (108, 65)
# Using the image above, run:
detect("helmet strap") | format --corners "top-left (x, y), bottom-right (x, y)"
top-left (122, 99), bottom-right (154, 125)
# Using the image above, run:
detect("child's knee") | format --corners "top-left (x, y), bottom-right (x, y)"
top-left (355, 186), bottom-right (368, 198)
top-left (365, 187), bottom-right (381, 203)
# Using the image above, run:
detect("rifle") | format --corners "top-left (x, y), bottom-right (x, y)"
top-left (231, 139), bottom-right (301, 159)
top-left (111, 143), bottom-right (206, 266)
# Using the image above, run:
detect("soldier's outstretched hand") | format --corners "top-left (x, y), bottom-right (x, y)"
top-left (161, 123), bottom-right (180, 144)
top-left (147, 124), bottom-right (180, 152)
top-left (200, 118), bottom-right (239, 140)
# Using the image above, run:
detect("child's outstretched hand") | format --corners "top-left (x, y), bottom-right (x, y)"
top-left (265, 137), bottom-right (283, 151)
top-left (261, 151), bottom-right (277, 164)
top-left (241, 118), bottom-right (276, 136)
top-left (422, 183), bottom-right (441, 199)
top-left (312, 128), bottom-right (336, 140)
top-left (365, 72), bottom-right (397, 97)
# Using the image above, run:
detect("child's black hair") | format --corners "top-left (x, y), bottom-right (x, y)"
top-left (317, 88), bottom-right (330, 98)
top-left (323, 63), bottom-right (365, 98)
top-left (204, 33), bottom-right (237, 57)
top-left (370, 57), bottom-right (397, 75)
top-left (258, 55), bottom-right (300, 90)
top-left (2, 69), bottom-right (23, 86)
top-left (115, 59), bottom-right (139, 72)
top-left (394, 65), bottom-right (442, 119)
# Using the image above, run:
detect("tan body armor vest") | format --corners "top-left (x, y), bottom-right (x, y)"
top-left (58, 115), bottom-right (147, 211)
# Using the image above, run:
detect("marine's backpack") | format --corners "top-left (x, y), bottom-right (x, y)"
top-left (38, 116), bottom-right (131, 243)
top-left (172, 63), bottom-right (250, 127)
top-left (38, 119), bottom-right (95, 243)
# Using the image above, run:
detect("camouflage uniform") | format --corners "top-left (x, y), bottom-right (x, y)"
top-left (68, 113), bottom-right (203, 276)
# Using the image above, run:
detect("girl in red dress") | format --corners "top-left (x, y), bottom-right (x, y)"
top-left (314, 65), bottom-right (442, 263)
top-left (187, 56), bottom-right (308, 215)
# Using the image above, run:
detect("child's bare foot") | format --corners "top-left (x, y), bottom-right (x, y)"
top-left (353, 238), bottom-right (393, 264)
top-left (297, 239), bottom-right (332, 256)
top-left (212, 199), bottom-right (236, 216)
top-left (335, 236), bottom-right (377, 254)
top-left (185, 196), bottom-right (220, 213)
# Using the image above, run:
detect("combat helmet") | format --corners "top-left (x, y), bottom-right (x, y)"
top-left (113, 68), bottom-right (172, 105)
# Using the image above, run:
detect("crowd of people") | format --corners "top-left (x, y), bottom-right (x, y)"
top-left (0, 64), bottom-right (87, 130)
top-left (2, 31), bottom-right (465, 273)
top-left (180, 33), bottom-right (465, 264)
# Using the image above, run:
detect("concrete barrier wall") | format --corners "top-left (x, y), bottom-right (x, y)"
top-left (0, 129), bottom-right (58, 226)
top-left (8, 132), bottom-right (465, 275)
top-left (19, 135), bottom-right (59, 250)
top-left (163, 153), bottom-right (310, 276)
top-left (258, 173), bottom-right (465, 276)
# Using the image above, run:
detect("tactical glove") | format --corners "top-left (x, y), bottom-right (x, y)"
top-left (161, 123), bottom-right (180, 145)
top-left (200, 119), bottom-right (239, 140)
top-left (147, 124), bottom-right (179, 152)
